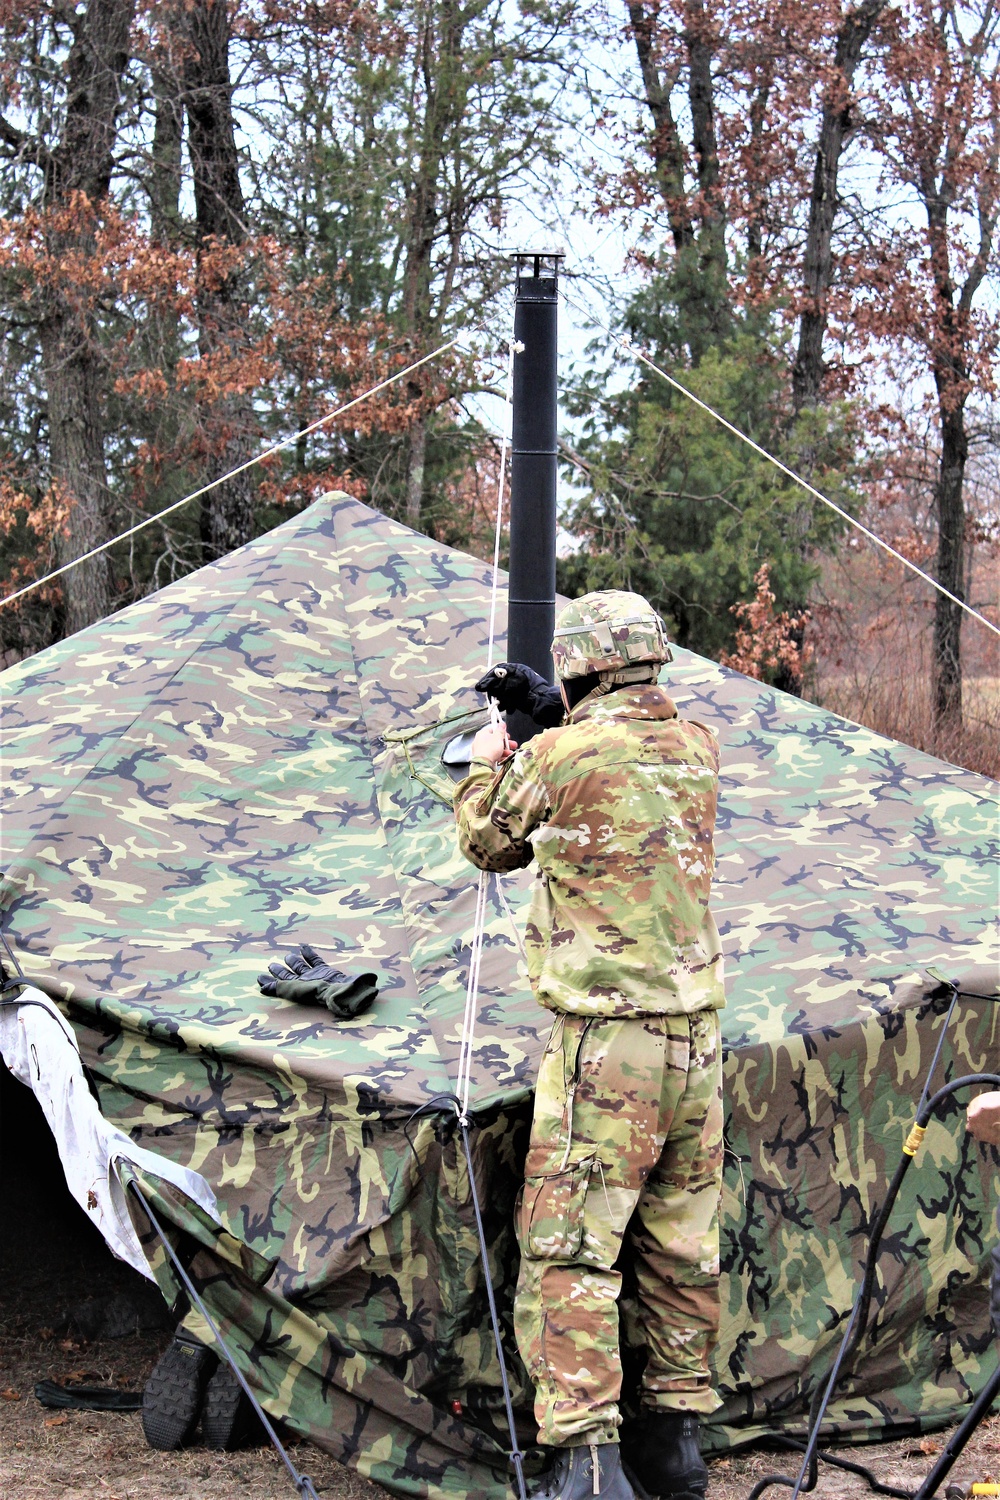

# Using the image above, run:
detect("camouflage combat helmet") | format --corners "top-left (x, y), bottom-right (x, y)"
top-left (551, 590), bottom-right (672, 681)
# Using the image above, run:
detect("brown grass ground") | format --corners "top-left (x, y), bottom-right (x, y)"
top-left (0, 1067), bottom-right (380, 1500)
top-left (7, 1304), bottom-right (1000, 1500)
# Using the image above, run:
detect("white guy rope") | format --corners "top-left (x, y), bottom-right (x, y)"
top-left (0, 340), bottom-right (459, 611)
top-left (457, 320), bottom-right (520, 1118)
top-left (457, 870), bottom-right (491, 1116)
top-left (562, 288), bottom-right (1000, 641)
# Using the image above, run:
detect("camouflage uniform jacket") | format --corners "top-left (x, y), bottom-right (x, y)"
top-left (454, 685), bottom-right (725, 1018)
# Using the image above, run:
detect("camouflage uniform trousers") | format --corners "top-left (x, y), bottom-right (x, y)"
top-left (513, 1008), bottom-right (723, 1448)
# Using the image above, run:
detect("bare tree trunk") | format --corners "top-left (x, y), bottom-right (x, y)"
top-left (746, 78), bottom-right (772, 266)
top-left (627, 1), bottom-right (695, 256)
top-left (926, 234), bottom-right (974, 731)
top-left (182, 0), bottom-right (256, 562)
top-left (139, 52), bottom-right (186, 577)
top-left (626, 0), bottom-right (727, 362)
top-left (685, 0), bottom-right (727, 352)
top-left (40, 325), bottom-right (115, 633)
top-left (933, 400), bottom-right (967, 725)
top-left (150, 42), bottom-right (184, 246)
top-left (399, 3), bottom-right (466, 532)
top-left (39, 0), bottom-right (136, 634)
top-left (792, 0), bottom-right (886, 412)
top-left (405, 416), bottom-right (427, 528)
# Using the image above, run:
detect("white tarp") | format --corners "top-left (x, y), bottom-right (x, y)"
top-left (1, 985), bottom-right (220, 1279)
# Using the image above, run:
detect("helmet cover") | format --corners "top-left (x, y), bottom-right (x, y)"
top-left (551, 590), bottom-right (672, 681)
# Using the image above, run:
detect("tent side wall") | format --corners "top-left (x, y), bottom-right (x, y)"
top-left (708, 981), bottom-right (1000, 1447)
top-left (122, 1102), bottom-right (531, 1500)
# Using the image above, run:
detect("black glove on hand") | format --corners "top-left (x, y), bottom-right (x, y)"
top-left (474, 662), bottom-right (564, 728)
top-left (257, 943), bottom-right (379, 1019)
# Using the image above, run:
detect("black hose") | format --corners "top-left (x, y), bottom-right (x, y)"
top-left (772, 1436), bottom-right (913, 1500)
top-left (127, 1182), bottom-right (321, 1500)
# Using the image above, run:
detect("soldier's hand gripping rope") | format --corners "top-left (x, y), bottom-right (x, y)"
top-left (475, 662), bottom-right (565, 727)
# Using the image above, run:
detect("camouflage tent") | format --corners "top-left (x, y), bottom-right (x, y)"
top-left (1, 493), bottom-right (998, 1500)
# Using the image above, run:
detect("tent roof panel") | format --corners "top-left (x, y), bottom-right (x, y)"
top-left (1, 492), bottom-right (996, 1106)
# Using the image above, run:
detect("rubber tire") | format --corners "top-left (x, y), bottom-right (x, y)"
top-left (141, 1338), bottom-right (217, 1451)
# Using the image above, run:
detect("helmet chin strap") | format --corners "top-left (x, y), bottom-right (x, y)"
top-left (562, 663), bottom-right (660, 713)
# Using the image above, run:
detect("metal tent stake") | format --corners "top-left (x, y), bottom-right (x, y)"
top-left (506, 249), bottom-right (563, 746)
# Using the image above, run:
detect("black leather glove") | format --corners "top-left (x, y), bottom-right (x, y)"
top-left (474, 662), bottom-right (564, 727)
top-left (257, 944), bottom-right (379, 1019)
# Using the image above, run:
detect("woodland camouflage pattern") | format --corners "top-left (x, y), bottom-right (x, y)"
top-left (1, 494), bottom-right (999, 1499)
top-left (453, 685), bottom-right (725, 1017)
top-left (515, 1010), bottom-right (723, 1446)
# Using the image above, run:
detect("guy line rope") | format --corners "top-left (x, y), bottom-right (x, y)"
top-left (4, 298), bottom-right (996, 641)
top-left (456, 324), bottom-right (523, 1121)
top-left (561, 285), bottom-right (1000, 642)
top-left (446, 319), bottom-right (531, 1500)
top-left (5, 285), bottom-right (993, 1498)
top-left (0, 340), bottom-right (459, 611)
top-left (0, 301), bottom-right (524, 1101)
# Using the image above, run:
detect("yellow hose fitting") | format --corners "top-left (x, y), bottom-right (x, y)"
top-left (903, 1122), bottom-right (926, 1157)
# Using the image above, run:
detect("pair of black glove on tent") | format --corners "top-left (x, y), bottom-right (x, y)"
top-left (257, 664), bottom-right (553, 1022)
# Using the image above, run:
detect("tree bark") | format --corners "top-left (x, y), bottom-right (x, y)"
top-left (908, 11), bottom-right (997, 731)
top-left (182, 0), bottom-right (256, 562)
top-left (684, 0), bottom-right (727, 349)
top-left (150, 42), bottom-right (184, 246)
top-left (627, 1), bottom-right (695, 256)
top-left (626, 0), bottom-right (727, 362)
top-left (746, 78), bottom-right (772, 265)
top-left (39, 0), bottom-right (136, 634)
top-left (792, 0), bottom-right (887, 413)
top-left (40, 325), bottom-right (116, 634)
top-left (933, 396), bottom-right (967, 725)
top-left (184, 0), bottom-right (246, 245)
top-left (399, 1), bottom-right (467, 532)
top-left (405, 416), bottom-right (427, 529)
top-left (923, 196), bottom-right (982, 731)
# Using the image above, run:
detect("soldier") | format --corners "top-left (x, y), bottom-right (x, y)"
top-left (453, 591), bottom-right (725, 1500)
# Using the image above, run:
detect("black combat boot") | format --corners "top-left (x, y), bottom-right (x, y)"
top-left (201, 1361), bottom-right (266, 1450)
top-left (620, 1413), bottom-right (708, 1500)
top-left (141, 1331), bottom-right (217, 1450)
top-left (535, 1443), bottom-right (636, 1500)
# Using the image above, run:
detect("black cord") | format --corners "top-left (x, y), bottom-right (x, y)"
top-left (3, 964), bottom-right (524, 1495)
top-left (917, 989), bottom-right (960, 1116)
top-left (773, 1437), bottom-right (913, 1500)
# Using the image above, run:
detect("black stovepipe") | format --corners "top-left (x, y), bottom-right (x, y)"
top-left (506, 250), bottom-right (561, 746)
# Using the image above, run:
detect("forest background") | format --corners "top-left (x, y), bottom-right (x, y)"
top-left (0, 0), bottom-right (997, 776)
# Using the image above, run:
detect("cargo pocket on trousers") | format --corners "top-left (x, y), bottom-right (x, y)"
top-left (520, 1158), bottom-right (595, 1262)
